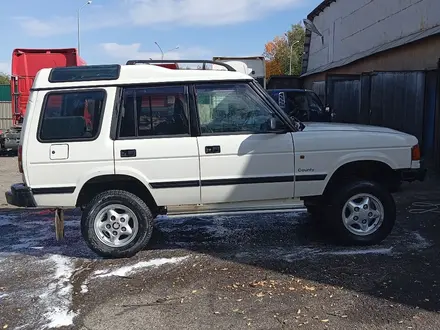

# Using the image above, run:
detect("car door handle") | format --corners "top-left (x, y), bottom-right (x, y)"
top-left (121, 149), bottom-right (136, 158)
top-left (205, 145), bottom-right (221, 154)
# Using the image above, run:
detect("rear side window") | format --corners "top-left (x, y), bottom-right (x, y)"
top-left (118, 85), bottom-right (190, 138)
top-left (38, 90), bottom-right (106, 142)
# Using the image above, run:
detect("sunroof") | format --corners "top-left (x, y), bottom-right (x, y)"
top-left (49, 64), bottom-right (121, 83)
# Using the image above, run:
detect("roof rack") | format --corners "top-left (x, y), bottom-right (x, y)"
top-left (125, 59), bottom-right (236, 71)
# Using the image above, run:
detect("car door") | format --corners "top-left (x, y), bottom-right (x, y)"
top-left (113, 85), bottom-right (201, 206)
top-left (193, 81), bottom-right (295, 204)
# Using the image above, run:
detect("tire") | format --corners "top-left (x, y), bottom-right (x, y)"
top-left (326, 180), bottom-right (396, 245)
top-left (306, 205), bottom-right (326, 222)
top-left (388, 180), bottom-right (402, 193)
top-left (81, 189), bottom-right (154, 258)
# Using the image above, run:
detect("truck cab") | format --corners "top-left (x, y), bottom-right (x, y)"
top-left (1, 48), bottom-right (87, 154)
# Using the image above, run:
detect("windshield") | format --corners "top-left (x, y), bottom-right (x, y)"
top-left (252, 82), bottom-right (305, 131)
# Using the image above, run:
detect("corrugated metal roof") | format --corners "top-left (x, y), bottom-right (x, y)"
top-left (302, 24), bottom-right (440, 77)
top-left (308, 0), bottom-right (337, 20)
top-left (302, 1), bottom-right (337, 76)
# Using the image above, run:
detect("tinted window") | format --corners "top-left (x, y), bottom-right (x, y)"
top-left (195, 83), bottom-right (275, 134)
top-left (285, 91), bottom-right (309, 121)
top-left (39, 90), bottom-right (105, 141)
top-left (49, 65), bottom-right (120, 83)
top-left (308, 92), bottom-right (324, 113)
top-left (119, 86), bottom-right (189, 138)
top-left (286, 92), bottom-right (308, 112)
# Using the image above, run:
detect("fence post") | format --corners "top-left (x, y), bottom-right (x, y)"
top-left (434, 58), bottom-right (440, 170)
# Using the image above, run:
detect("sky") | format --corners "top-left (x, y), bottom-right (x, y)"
top-left (0, 0), bottom-right (323, 74)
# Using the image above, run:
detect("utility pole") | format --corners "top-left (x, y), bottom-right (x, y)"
top-left (77, 1), bottom-right (92, 56)
top-left (289, 40), bottom-right (300, 75)
top-left (154, 42), bottom-right (179, 60)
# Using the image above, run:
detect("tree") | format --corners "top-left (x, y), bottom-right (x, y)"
top-left (0, 73), bottom-right (10, 85)
top-left (263, 23), bottom-right (305, 78)
top-left (264, 36), bottom-right (285, 78)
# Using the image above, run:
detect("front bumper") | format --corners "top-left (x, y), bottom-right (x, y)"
top-left (399, 162), bottom-right (427, 182)
top-left (3, 139), bottom-right (19, 151)
top-left (1, 131), bottom-right (20, 151)
top-left (5, 183), bottom-right (37, 207)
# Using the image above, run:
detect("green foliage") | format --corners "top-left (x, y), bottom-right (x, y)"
top-left (0, 73), bottom-right (10, 85)
top-left (263, 23), bottom-right (305, 76)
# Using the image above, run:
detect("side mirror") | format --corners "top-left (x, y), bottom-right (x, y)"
top-left (270, 117), bottom-right (277, 130)
top-left (269, 116), bottom-right (286, 133)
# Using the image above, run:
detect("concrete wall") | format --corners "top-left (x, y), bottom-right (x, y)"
top-left (304, 33), bottom-right (440, 88)
top-left (307, 0), bottom-right (440, 72)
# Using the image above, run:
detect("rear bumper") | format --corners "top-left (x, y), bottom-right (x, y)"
top-left (5, 183), bottom-right (37, 207)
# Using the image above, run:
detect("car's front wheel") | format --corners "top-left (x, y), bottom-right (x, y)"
top-left (327, 180), bottom-right (396, 245)
top-left (81, 190), bottom-right (154, 258)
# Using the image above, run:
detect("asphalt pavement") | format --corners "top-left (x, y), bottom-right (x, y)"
top-left (0, 156), bottom-right (439, 330)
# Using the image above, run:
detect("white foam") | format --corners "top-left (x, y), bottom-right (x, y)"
top-left (320, 248), bottom-right (393, 256)
top-left (94, 256), bottom-right (189, 278)
top-left (39, 255), bottom-right (77, 328)
top-left (80, 285), bottom-right (88, 293)
top-left (80, 279), bottom-right (89, 294)
top-left (410, 232), bottom-right (431, 249)
top-left (92, 269), bottom-right (107, 276)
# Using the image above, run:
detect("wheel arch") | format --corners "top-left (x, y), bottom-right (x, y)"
top-left (323, 160), bottom-right (399, 196)
top-left (76, 174), bottom-right (158, 212)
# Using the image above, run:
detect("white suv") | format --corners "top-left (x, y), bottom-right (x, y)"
top-left (5, 62), bottom-right (426, 258)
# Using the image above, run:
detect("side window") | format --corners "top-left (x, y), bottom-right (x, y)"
top-left (195, 83), bottom-right (275, 134)
top-left (286, 92), bottom-right (309, 121)
top-left (39, 90), bottom-right (105, 141)
top-left (308, 92), bottom-right (324, 113)
top-left (119, 86), bottom-right (190, 138)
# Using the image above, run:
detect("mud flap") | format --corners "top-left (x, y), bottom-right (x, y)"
top-left (55, 208), bottom-right (65, 241)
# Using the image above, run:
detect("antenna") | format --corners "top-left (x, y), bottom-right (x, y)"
top-left (303, 18), bottom-right (324, 44)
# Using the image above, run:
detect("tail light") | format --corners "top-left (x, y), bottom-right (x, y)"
top-left (18, 145), bottom-right (23, 173)
top-left (411, 144), bottom-right (421, 161)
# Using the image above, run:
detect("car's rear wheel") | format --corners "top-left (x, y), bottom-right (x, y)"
top-left (326, 180), bottom-right (396, 245)
top-left (81, 190), bottom-right (154, 258)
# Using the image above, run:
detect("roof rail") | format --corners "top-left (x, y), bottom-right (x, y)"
top-left (125, 59), bottom-right (236, 71)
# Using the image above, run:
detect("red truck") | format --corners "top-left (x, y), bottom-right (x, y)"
top-left (1, 48), bottom-right (86, 154)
